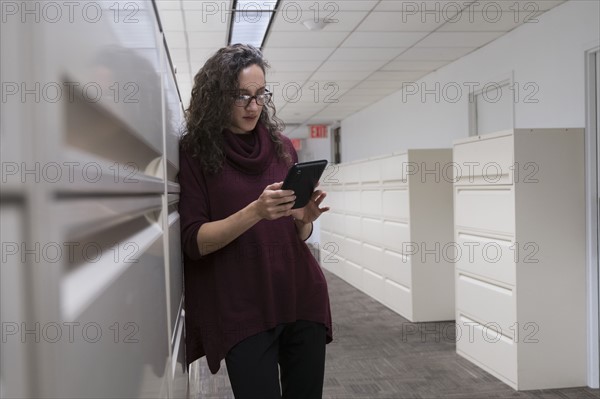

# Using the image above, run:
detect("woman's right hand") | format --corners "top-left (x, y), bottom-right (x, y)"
top-left (253, 182), bottom-right (296, 220)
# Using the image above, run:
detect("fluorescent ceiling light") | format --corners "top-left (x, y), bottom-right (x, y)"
top-left (228, 0), bottom-right (279, 48)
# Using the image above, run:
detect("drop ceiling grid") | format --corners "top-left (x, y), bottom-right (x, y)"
top-left (155, 0), bottom-right (566, 136)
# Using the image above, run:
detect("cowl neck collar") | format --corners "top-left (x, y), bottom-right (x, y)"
top-left (223, 121), bottom-right (274, 175)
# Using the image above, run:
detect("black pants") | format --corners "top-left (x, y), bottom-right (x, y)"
top-left (225, 320), bottom-right (327, 399)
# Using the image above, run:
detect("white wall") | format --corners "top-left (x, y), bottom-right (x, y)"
top-left (297, 135), bottom-right (333, 164)
top-left (340, 0), bottom-right (600, 161)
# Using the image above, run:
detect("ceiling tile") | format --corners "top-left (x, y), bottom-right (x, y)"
top-left (344, 86), bottom-right (400, 96)
top-left (265, 31), bottom-right (348, 47)
top-left (278, 0), bottom-right (378, 12)
top-left (189, 47), bottom-right (222, 62)
top-left (357, 11), bottom-right (446, 32)
top-left (437, 11), bottom-right (523, 32)
top-left (318, 60), bottom-right (389, 72)
top-left (187, 32), bottom-right (227, 48)
top-left (270, 10), bottom-right (369, 32)
top-left (176, 73), bottom-right (193, 84)
top-left (159, 10), bottom-right (185, 31)
top-left (398, 46), bottom-right (476, 61)
top-left (266, 71), bottom-right (314, 86)
top-left (367, 70), bottom-right (427, 81)
top-left (163, 31), bottom-right (188, 48)
top-left (342, 31), bottom-right (428, 47)
top-left (282, 103), bottom-right (327, 112)
top-left (311, 69), bottom-right (373, 81)
top-left (168, 48), bottom-right (189, 63)
top-left (181, 0), bottom-right (234, 11)
top-left (382, 59), bottom-right (447, 71)
top-left (354, 79), bottom-right (407, 89)
top-left (374, 0), bottom-right (473, 12)
top-left (416, 31), bottom-right (505, 47)
top-left (156, 0), bottom-right (182, 11)
top-left (184, 10), bottom-right (230, 31)
top-left (328, 47), bottom-right (408, 61)
top-left (472, 0), bottom-right (565, 11)
top-left (174, 62), bottom-right (192, 75)
top-left (271, 60), bottom-right (326, 72)
top-left (263, 47), bottom-right (336, 61)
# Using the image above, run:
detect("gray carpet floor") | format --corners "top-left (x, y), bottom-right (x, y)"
top-left (189, 268), bottom-right (599, 399)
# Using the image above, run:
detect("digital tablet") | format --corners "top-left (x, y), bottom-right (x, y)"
top-left (281, 160), bottom-right (328, 209)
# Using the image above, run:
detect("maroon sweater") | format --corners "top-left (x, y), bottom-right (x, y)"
top-left (178, 122), bottom-right (333, 374)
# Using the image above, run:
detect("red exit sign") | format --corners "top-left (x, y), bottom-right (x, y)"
top-left (309, 125), bottom-right (328, 138)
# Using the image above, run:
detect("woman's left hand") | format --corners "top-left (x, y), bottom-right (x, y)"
top-left (290, 188), bottom-right (330, 224)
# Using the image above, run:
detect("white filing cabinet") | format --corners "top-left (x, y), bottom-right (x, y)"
top-left (453, 129), bottom-right (586, 390)
top-left (320, 149), bottom-right (455, 322)
top-left (0, 2), bottom-right (186, 397)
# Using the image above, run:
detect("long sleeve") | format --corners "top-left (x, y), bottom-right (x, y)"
top-left (178, 146), bottom-right (211, 261)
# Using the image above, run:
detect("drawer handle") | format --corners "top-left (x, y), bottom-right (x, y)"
top-left (457, 232), bottom-right (512, 245)
top-left (458, 274), bottom-right (512, 296)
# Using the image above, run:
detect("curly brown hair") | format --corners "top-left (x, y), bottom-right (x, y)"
top-left (181, 44), bottom-right (290, 174)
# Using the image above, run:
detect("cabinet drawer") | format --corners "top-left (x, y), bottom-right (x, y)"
top-left (384, 279), bottom-right (412, 320)
top-left (320, 251), bottom-right (343, 277)
top-left (345, 190), bottom-right (361, 213)
top-left (344, 164), bottom-right (361, 184)
top-left (327, 233), bottom-right (344, 260)
top-left (326, 190), bottom-right (344, 210)
top-left (382, 189), bottom-right (410, 220)
top-left (383, 249), bottom-right (411, 288)
top-left (456, 314), bottom-right (517, 386)
top-left (360, 160), bottom-right (381, 183)
top-left (456, 272), bottom-right (516, 339)
top-left (346, 260), bottom-right (363, 290)
top-left (329, 212), bottom-right (345, 235)
top-left (454, 134), bottom-right (513, 185)
top-left (345, 215), bottom-right (361, 240)
top-left (343, 238), bottom-right (362, 265)
top-left (362, 217), bottom-right (383, 246)
top-left (455, 232), bottom-right (516, 285)
top-left (363, 269), bottom-right (385, 304)
top-left (361, 190), bottom-right (382, 216)
top-left (382, 154), bottom-right (408, 184)
top-left (362, 243), bottom-right (385, 277)
top-left (455, 187), bottom-right (514, 235)
top-left (320, 230), bottom-right (332, 246)
top-left (320, 212), bottom-right (333, 232)
top-left (382, 220), bottom-right (411, 252)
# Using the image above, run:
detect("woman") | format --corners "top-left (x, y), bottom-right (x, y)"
top-left (178, 44), bottom-right (333, 399)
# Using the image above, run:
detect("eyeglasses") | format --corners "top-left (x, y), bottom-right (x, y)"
top-left (232, 91), bottom-right (272, 107)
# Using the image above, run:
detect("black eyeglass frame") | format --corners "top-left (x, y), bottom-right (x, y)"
top-left (232, 90), bottom-right (272, 107)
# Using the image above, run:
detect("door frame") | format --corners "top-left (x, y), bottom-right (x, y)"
top-left (585, 45), bottom-right (600, 389)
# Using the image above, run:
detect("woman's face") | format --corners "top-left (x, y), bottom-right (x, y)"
top-left (228, 64), bottom-right (266, 134)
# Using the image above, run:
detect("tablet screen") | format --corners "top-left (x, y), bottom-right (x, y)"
top-left (281, 160), bottom-right (328, 209)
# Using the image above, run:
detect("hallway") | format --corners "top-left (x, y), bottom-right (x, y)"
top-left (189, 268), bottom-right (600, 398)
